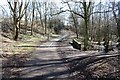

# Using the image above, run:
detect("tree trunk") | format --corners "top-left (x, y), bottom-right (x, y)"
top-left (74, 17), bottom-right (79, 39)
top-left (83, 2), bottom-right (89, 51)
top-left (73, 14), bottom-right (79, 38)
top-left (31, 2), bottom-right (35, 35)
top-left (13, 2), bottom-right (18, 41)
top-left (45, 14), bottom-right (47, 34)
top-left (25, 3), bottom-right (27, 34)
top-left (116, 19), bottom-right (120, 39)
top-left (98, 1), bottom-right (101, 45)
top-left (83, 18), bottom-right (89, 51)
top-left (8, 1), bottom-right (29, 40)
top-left (44, 2), bottom-right (47, 35)
top-left (14, 25), bottom-right (19, 41)
top-left (37, 3), bottom-right (44, 31)
top-left (117, 2), bottom-right (120, 39)
top-left (67, 2), bottom-right (79, 38)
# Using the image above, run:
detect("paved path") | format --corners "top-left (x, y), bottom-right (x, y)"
top-left (18, 32), bottom-right (71, 79)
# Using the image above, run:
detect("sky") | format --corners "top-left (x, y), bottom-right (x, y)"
top-left (0, 0), bottom-right (119, 13)
top-left (0, 0), bottom-right (119, 23)
top-left (0, 0), bottom-right (119, 9)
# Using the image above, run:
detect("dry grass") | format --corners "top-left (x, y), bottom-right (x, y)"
top-left (1, 34), bottom-right (47, 55)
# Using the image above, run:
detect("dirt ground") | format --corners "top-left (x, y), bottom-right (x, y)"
top-left (1, 33), bottom-right (120, 79)
top-left (57, 37), bottom-right (120, 79)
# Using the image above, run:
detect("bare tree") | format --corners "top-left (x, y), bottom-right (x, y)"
top-left (66, 2), bottom-right (79, 38)
top-left (97, 0), bottom-right (102, 45)
top-left (36, 2), bottom-right (44, 30)
top-left (31, 2), bottom-right (35, 35)
top-left (63, 1), bottom-right (92, 50)
top-left (24, 1), bottom-right (28, 34)
top-left (44, 2), bottom-right (47, 35)
top-left (112, 1), bottom-right (120, 41)
top-left (7, 0), bottom-right (29, 40)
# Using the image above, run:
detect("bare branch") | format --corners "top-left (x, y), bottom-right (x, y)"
top-left (87, 2), bottom-right (92, 10)
top-left (17, 2), bottom-right (29, 21)
top-left (69, 10), bottom-right (84, 18)
top-left (52, 10), bottom-right (67, 16)
top-left (89, 9), bottom-right (114, 17)
top-left (7, 1), bottom-right (14, 12)
top-left (52, 9), bottom-right (84, 18)
top-left (19, 2), bottom-right (23, 13)
top-left (79, 4), bottom-right (84, 14)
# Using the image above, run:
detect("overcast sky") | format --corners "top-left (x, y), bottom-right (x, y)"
top-left (0, 0), bottom-right (118, 7)
top-left (0, 0), bottom-right (119, 21)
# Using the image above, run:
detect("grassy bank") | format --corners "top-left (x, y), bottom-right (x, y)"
top-left (2, 34), bottom-right (47, 55)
